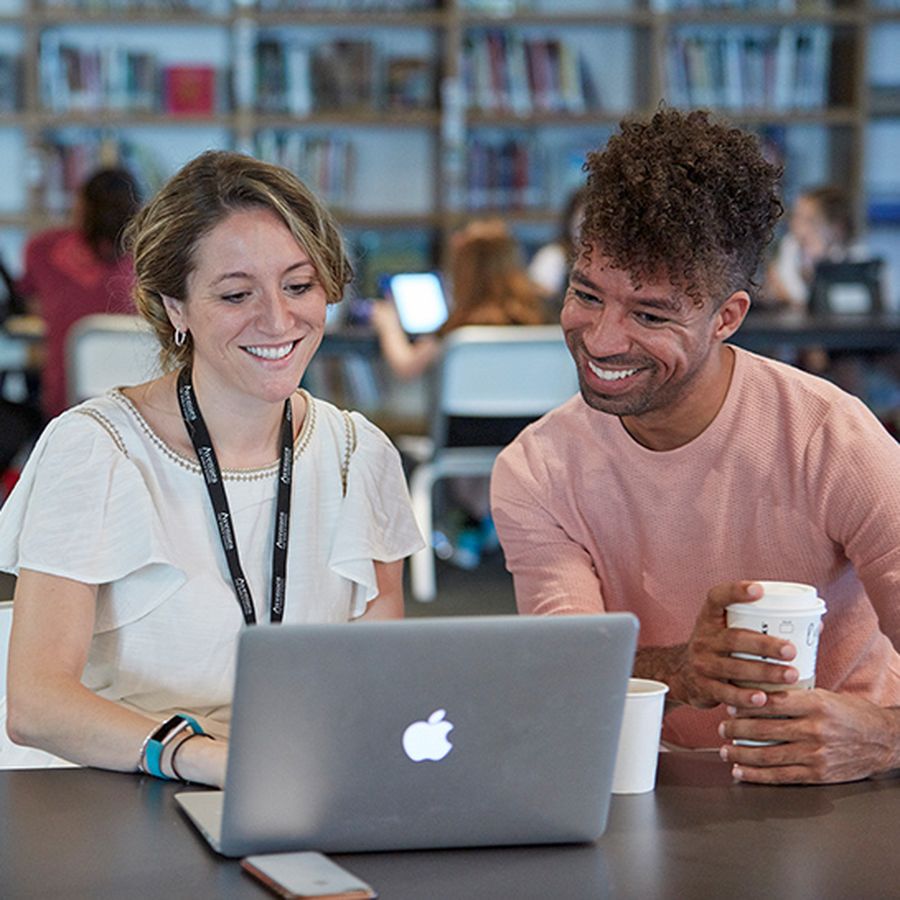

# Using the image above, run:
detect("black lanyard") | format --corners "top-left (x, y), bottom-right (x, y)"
top-left (176, 367), bottom-right (293, 625)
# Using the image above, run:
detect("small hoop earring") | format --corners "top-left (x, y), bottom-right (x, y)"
top-left (174, 328), bottom-right (187, 348)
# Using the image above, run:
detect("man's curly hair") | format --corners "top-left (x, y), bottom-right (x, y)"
top-left (581, 107), bottom-right (783, 306)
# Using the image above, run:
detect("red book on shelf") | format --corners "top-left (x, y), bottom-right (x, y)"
top-left (163, 65), bottom-right (216, 115)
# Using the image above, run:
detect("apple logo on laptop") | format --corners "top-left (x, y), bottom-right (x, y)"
top-left (402, 709), bottom-right (454, 762)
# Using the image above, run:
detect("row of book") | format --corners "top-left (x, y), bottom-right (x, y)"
top-left (460, 0), bottom-right (532, 10)
top-left (31, 128), bottom-right (354, 220)
top-left (650, 0), bottom-right (831, 11)
top-left (868, 194), bottom-right (900, 226)
top-left (666, 26), bottom-right (831, 111)
top-left (253, 129), bottom-right (354, 207)
top-left (30, 119), bottom-right (838, 219)
top-left (38, 0), bottom-right (228, 12)
top-left (40, 36), bottom-right (223, 114)
top-left (33, 0), bottom-right (557, 8)
top-left (33, 134), bottom-right (166, 215)
top-left (253, 37), bottom-right (435, 116)
top-left (255, 0), bottom-right (437, 9)
top-left (462, 30), bottom-right (598, 118)
top-left (23, 0), bottom-right (900, 17)
top-left (37, 0), bottom-right (437, 9)
top-left (465, 136), bottom-right (548, 211)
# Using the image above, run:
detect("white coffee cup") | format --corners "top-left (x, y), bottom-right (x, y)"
top-left (726, 581), bottom-right (826, 692)
top-left (611, 678), bottom-right (669, 795)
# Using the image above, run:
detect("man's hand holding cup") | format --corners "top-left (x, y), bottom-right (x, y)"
top-left (670, 581), bottom-right (805, 711)
top-left (721, 581), bottom-right (826, 750)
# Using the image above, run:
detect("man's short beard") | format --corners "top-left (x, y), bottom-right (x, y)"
top-left (576, 373), bottom-right (661, 418)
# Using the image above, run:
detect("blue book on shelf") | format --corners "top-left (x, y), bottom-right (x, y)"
top-left (868, 198), bottom-right (900, 225)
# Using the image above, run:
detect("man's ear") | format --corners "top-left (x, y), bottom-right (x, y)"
top-left (161, 294), bottom-right (185, 332)
top-left (712, 291), bottom-right (750, 342)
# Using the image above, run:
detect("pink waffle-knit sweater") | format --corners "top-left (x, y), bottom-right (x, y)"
top-left (491, 347), bottom-right (900, 749)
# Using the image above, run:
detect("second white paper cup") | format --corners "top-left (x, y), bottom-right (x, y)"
top-left (611, 678), bottom-right (669, 795)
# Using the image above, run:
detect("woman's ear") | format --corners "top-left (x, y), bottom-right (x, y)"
top-left (161, 294), bottom-right (185, 332)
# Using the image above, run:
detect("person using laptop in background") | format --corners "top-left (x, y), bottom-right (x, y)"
top-left (373, 217), bottom-right (546, 568)
top-left (491, 107), bottom-right (900, 785)
top-left (0, 151), bottom-right (423, 787)
top-left (764, 185), bottom-right (858, 312)
top-left (0, 260), bottom-right (42, 496)
top-left (763, 185), bottom-right (900, 428)
top-left (372, 218), bottom-right (546, 381)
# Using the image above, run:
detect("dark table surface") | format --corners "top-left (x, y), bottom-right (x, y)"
top-left (1, 752), bottom-right (897, 899)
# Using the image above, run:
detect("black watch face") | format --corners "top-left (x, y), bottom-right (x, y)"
top-left (153, 715), bottom-right (188, 742)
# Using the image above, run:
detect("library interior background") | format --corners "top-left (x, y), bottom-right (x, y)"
top-left (1, 0), bottom-right (899, 458)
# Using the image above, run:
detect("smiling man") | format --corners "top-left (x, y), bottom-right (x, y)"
top-left (491, 108), bottom-right (900, 785)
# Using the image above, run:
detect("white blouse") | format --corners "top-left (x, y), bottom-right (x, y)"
top-left (0, 389), bottom-right (423, 767)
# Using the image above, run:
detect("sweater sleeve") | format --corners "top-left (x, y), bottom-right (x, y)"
top-left (491, 437), bottom-right (606, 616)
top-left (805, 395), bottom-right (900, 651)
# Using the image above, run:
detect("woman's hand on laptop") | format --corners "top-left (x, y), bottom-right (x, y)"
top-left (172, 734), bottom-right (229, 788)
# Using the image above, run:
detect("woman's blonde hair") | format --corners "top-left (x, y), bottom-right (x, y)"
top-left (122, 150), bottom-right (353, 371)
top-left (442, 218), bottom-right (544, 334)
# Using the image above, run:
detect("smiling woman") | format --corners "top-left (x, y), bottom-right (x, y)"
top-left (156, 206), bottom-right (330, 456)
top-left (0, 151), bottom-right (424, 788)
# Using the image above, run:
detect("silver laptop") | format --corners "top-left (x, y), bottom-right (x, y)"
top-left (175, 613), bottom-right (638, 857)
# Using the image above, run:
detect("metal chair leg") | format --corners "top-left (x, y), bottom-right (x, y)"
top-left (409, 462), bottom-right (437, 602)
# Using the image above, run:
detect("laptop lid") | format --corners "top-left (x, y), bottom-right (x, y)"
top-left (809, 258), bottom-right (884, 315)
top-left (176, 613), bottom-right (638, 857)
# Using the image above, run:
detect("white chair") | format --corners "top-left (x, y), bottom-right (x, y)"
top-left (66, 314), bottom-right (162, 405)
top-left (407, 325), bottom-right (578, 602)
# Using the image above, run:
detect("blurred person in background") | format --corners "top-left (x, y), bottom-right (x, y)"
top-left (373, 217), bottom-right (546, 567)
top-left (0, 258), bottom-right (42, 499)
top-left (528, 186), bottom-right (588, 316)
top-left (764, 185), bottom-right (899, 430)
top-left (17, 167), bottom-right (141, 420)
top-left (373, 218), bottom-right (546, 381)
top-left (764, 185), bottom-right (857, 310)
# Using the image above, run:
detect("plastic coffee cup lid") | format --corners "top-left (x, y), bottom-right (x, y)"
top-left (726, 581), bottom-right (826, 615)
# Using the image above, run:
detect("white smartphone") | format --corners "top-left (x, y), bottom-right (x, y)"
top-left (241, 851), bottom-right (378, 899)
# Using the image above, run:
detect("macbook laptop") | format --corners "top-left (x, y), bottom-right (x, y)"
top-left (175, 613), bottom-right (638, 857)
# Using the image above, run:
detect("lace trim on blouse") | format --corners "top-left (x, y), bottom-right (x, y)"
top-left (340, 409), bottom-right (357, 498)
top-left (77, 389), bottom-right (320, 483)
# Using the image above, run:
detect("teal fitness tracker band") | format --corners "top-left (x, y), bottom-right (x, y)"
top-left (139, 713), bottom-right (204, 780)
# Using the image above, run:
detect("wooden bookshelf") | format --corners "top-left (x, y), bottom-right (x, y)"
top-left (0, 0), bottom-right (897, 285)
